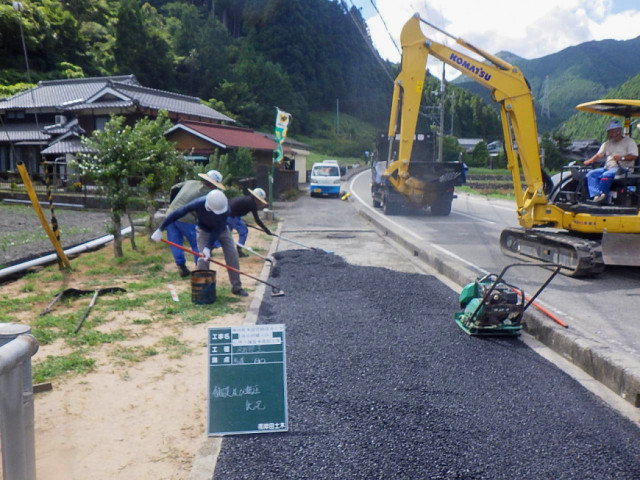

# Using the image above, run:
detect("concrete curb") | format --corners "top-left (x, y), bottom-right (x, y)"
top-left (354, 200), bottom-right (640, 408)
top-left (188, 224), bottom-right (282, 480)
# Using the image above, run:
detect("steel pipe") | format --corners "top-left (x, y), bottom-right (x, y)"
top-left (0, 328), bottom-right (39, 480)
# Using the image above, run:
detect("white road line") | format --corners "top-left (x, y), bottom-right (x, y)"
top-left (451, 210), bottom-right (497, 225)
top-left (349, 171), bottom-right (488, 274)
top-left (348, 171), bottom-right (568, 319)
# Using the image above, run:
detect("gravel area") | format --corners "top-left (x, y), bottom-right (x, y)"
top-left (0, 203), bottom-right (114, 268)
top-left (213, 249), bottom-right (640, 479)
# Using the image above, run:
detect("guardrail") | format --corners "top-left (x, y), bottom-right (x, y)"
top-left (0, 324), bottom-right (39, 480)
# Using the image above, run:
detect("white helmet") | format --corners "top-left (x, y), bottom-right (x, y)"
top-left (198, 170), bottom-right (226, 190)
top-left (205, 190), bottom-right (228, 214)
top-left (249, 187), bottom-right (268, 205)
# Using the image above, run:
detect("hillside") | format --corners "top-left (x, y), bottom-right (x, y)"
top-left (561, 74), bottom-right (640, 141)
top-left (0, 0), bottom-right (393, 135)
top-left (453, 36), bottom-right (640, 133)
top-left (3, 1), bottom-right (637, 149)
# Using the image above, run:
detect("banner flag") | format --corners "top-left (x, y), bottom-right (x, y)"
top-left (273, 108), bottom-right (292, 164)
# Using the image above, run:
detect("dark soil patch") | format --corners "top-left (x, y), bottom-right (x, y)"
top-left (0, 204), bottom-right (113, 268)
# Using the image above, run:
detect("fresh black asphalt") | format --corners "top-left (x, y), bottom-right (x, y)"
top-left (213, 249), bottom-right (640, 479)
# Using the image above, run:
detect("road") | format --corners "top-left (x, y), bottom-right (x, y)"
top-left (348, 170), bottom-right (640, 359)
top-left (209, 186), bottom-right (640, 480)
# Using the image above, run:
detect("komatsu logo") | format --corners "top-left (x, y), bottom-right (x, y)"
top-left (449, 53), bottom-right (492, 81)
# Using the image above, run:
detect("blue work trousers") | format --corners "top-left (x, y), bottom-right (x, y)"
top-left (166, 221), bottom-right (198, 266)
top-left (587, 168), bottom-right (617, 198)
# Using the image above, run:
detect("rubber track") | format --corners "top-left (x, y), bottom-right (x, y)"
top-left (500, 227), bottom-right (604, 277)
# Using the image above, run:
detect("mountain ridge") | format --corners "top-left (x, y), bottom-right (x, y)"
top-left (452, 35), bottom-right (640, 133)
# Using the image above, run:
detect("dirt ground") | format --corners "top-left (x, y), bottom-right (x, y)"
top-left (0, 203), bottom-right (114, 268)
top-left (0, 204), bottom-right (275, 479)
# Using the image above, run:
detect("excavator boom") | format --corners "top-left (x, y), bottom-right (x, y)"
top-left (390, 14), bottom-right (640, 276)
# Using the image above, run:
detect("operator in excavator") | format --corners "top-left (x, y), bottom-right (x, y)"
top-left (583, 120), bottom-right (638, 203)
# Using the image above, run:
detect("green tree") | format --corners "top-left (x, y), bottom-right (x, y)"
top-left (466, 141), bottom-right (490, 168)
top-left (113, 0), bottom-right (175, 90)
top-left (75, 112), bottom-right (189, 256)
top-left (128, 111), bottom-right (193, 228)
top-left (540, 132), bottom-right (571, 171)
top-left (75, 115), bottom-right (137, 257)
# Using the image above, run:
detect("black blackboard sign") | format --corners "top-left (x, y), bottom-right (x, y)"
top-left (207, 324), bottom-right (288, 435)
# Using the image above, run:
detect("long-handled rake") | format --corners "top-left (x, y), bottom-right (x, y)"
top-left (234, 240), bottom-right (273, 265)
top-left (160, 238), bottom-right (285, 297)
top-left (247, 224), bottom-right (333, 253)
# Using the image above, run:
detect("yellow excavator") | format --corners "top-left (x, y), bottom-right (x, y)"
top-left (385, 14), bottom-right (640, 276)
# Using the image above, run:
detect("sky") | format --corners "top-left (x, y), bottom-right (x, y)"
top-left (349, 0), bottom-right (640, 79)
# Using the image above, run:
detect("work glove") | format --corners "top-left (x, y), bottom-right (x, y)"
top-left (202, 247), bottom-right (211, 261)
top-left (151, 229), bottom-right (163, 242)
top-left (263, 227), bottom-right (272, 236)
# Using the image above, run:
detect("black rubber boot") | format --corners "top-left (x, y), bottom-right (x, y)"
top-left (178, 264), bottom-right (190, 278)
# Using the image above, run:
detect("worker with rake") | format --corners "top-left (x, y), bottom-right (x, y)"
top-left (152, 188), bottom-right (249, 297)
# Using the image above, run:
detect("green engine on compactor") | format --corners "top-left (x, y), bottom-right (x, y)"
top-left (455, 275), bottom-right (524, 336)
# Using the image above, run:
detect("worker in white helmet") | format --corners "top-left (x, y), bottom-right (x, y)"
top-left (152, 189), bottom-right (248, 297)
top-left (164, 170), bottom-right (225, 277)
top-left (215, 187), bottom-right (271, 257)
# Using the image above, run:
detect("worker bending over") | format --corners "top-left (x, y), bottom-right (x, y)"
top-left (165, 170), bottom-right (225, 277)
top-left (152, 189), bottom-right (248, 297)
top-left (217, 188), bottom-right (271, 257)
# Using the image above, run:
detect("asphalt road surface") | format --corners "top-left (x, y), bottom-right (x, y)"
top-left (214, 248), bottom-right (640, 479)
top-left (212, 192), bottom-right (640, 480)
top-left (348, 170), bottom-right (640, 359)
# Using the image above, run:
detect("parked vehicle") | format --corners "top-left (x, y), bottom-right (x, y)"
top-left (371, 132), bottom-right (465, 216)
top-left (310, 160), bottom-right (342, 197)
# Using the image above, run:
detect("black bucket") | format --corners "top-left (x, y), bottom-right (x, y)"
top-left (191, 270), bottom-right (216, 304)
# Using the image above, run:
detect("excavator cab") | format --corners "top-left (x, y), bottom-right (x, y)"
top-left (549, 100), bottom-right (640, 209)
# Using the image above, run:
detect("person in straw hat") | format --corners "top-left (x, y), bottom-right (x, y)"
top-left (216, 188), bottom-right (271, 257)
top-left (162, 170), bottom-right (226, 277)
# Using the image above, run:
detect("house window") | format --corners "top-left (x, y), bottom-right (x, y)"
top-left (0, 146), bottom-right (10, 171)
top-left (94, 116), bottom-right (110, 130)
top-left (7, 111), bottom-right (25, 119)
top-left (184, 155), bottom-right (208, 164)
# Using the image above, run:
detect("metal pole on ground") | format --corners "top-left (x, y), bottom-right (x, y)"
top-left (17, 162), bottom-right (70, 270)
top-left (0, 324), bottom-right (39, 480)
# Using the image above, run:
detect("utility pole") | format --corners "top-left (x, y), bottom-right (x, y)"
top-left (336, 98), bottom-right (340, 135)
top-left (450, 90), bottom-right (456, 136)
top-left (540, 75), bottom-right (551, 119)
top-left (438, 63), bottom-right (445, 162)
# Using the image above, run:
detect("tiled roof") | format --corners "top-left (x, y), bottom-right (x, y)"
top-left (0, 75), bottom-right (233, 123)
top-left (40, 138), bottom-right (94, 155)
top-left (0, 123), bottom-right (49, 143)
top-left (168, 121), bottom-right (277, 151)
top-left (259, 132), bottom-right (311, 150)
top-left (63, 100), bottom-right (136, 111)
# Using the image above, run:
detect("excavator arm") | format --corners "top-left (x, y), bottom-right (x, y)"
top-left (386, 14), bottom-right (555, 228)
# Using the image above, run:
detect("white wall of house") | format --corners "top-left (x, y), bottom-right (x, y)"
top-left (290, 147), bottom-right (310, 183)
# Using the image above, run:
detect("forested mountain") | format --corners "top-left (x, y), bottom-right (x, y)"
top-left (453, 36), bottom-right (640, 134)
top-left (561, 74), bottom-right (640, 141)
top-left (0, 0), bottom-right (393, 135)
top-left (4, 0), bottom-right (633, 146)
top-left (0, 0), bottom-right (503, 146)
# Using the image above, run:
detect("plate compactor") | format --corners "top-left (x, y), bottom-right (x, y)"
top-left (455, 263), bottom-right (561, 336)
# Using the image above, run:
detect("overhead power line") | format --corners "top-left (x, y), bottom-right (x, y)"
top-left (341, 0), bottom-right (396, 84)
top-left (367, 0), bottom-right (401, 58)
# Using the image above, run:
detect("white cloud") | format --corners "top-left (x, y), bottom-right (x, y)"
top-left (362, 0), bottom-right (640, 78)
